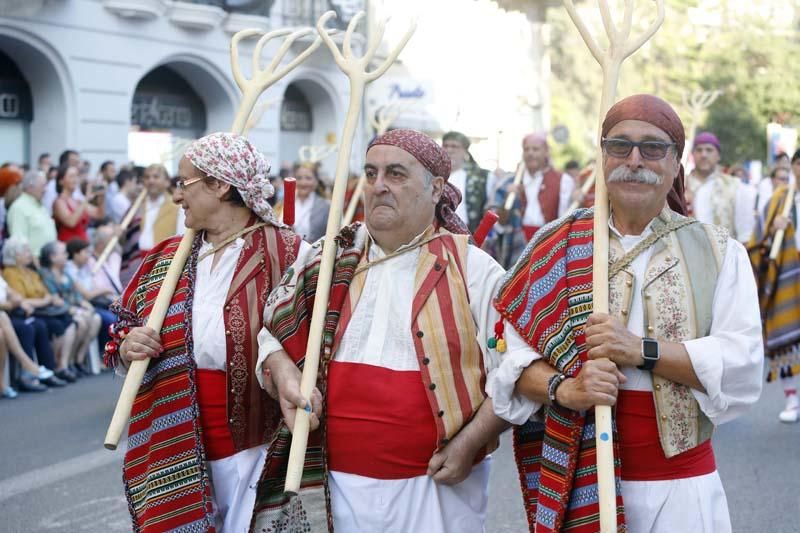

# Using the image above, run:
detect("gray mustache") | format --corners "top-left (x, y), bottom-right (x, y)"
top-left (607, 166), bottom-right (663, 185)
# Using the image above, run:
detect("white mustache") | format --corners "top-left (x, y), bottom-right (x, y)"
top-left (607, 166), bottom-right (663, 185)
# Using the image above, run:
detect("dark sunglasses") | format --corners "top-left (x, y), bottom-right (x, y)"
top-left (601, 137), bottom-right (675, 160)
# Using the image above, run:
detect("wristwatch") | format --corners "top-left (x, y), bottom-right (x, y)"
top-left (637, 337), bottom-right (660, 371)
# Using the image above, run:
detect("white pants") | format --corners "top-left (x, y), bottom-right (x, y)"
top-left (208, 445), bottom-right (267, 533)
top-left (621, 470), bottom-right (731, 533)
top-left (329, 457), bottom-right (491, 533)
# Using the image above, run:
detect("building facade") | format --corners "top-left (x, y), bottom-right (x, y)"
top-left (0, 0), bottom-right (368, 175)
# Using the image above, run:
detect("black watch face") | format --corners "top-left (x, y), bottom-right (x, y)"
top-left (643, 339), bottom-right (659, 359)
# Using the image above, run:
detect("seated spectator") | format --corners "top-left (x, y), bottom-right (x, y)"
top-left (52, 164), bottom-right (105, 242)
top-left (39, 241), bottom-right (101, 377)
top-left (65, 238), bottom-right (117, 355)
top-left (3, 236), bottom-right (79, 383)
top-left (6, 169), bottom-right (57, 257)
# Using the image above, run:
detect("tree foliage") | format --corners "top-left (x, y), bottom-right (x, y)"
top-left (548, 0), bottom-right (800, 167)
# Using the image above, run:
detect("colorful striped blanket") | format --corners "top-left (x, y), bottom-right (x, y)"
top-left (747, 186), bottom-right (800, 382)
top-left (494, 208), bottom-right (626, 533)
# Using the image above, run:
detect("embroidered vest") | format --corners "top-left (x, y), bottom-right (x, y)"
top-left (464, 162), bottom-right (489, 233)
top-left (333, 230), bottom-right (492, 451)
top-left (688, 170), bottom-right (738, 237)
top-left (519, 167), bottom-right (563, 225)
top-left (608, 207), bottom-right (728, 458)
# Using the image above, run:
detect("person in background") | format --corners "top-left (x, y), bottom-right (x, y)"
top-left (65, 237), bottom-right (117, 356)
top-left (52, 164), bottom-right (105, 243)
top-left (292, 162), bottom-right (330, 242)
top-left (6, 170), bottom-right (58, 257)
top-left (564, 159), bottom-right (581, 180)
top-left (3, 236), bottom-right (78, 383)
top-left (39, 240), bottom-right (101, 377)
top-left (442, 130), bottom-right (490, 233)
top-left (37, 153), bottom-right (51, 173)
top-left (109, 170), bottom-right (138, 224)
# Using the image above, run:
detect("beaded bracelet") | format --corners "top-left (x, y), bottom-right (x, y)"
top-left (547, 372), bottom-right (568, 407)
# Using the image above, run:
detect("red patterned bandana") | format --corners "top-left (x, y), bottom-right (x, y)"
top-left (602, 94), bottom-right (688, 215)
top-left (368, 129), bottom-right (469, 235)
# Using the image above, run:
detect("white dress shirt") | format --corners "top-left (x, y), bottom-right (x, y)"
top-left (521, 170), bottom-right (575, 227)
top-left (293, 193), bottom-right (316, 242)
top-left (692, 175), bottom-right (757, 243)
top-left (257, 229), bottom-right (506, 533)
top-left (448, 168), bottom-right (469, 225)
top-left (193, 235), bottom-right (264, 532)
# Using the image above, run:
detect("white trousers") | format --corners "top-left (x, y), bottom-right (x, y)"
top-left (329, 457), bottom-right (491, 533)
top-left (622, 470), bottom-right (731, 533)
top-left (207, 445), bottom-right (267, 533)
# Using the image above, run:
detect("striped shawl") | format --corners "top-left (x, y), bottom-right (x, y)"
top-left (105, 224), bottom-right (300, 533)
top-left (494, 208), bottom-right (626, 533)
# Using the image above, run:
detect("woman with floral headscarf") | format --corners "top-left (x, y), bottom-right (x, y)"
top-left (103, 132), bottom-right (305, 533)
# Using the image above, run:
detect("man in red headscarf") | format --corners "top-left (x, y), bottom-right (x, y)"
top-left (491, 95), bottom-right (763, 532)
top-left (256, 129), bottom-right (512, 532)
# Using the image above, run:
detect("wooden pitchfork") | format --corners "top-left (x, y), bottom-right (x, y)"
top-left (283, 9), bottom-right (415, 494)
top-left (681, 88), bottom-right (722, 169)
top-left (104, 25), bottom-right (327, 450)
top-left (562, 0), bottom-right (665, 530)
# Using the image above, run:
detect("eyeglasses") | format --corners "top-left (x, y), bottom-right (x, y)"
top-left (601, 137), bottom-right (675, 160)
top-left (175, 176), bottom-right (203, 191)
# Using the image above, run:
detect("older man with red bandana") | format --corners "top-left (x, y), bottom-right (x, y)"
top-left (490, 95), bottom-right (763, 533)
top-left (256, 129), bottom-right (512, 532)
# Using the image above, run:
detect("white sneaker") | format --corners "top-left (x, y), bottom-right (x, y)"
top-left (779, 394), bottom-right (799, 423)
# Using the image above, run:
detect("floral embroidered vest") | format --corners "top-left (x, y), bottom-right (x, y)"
top-left (608, 207), bottom-right (729, 458)
top-left (688, 170), bottom-right (739, 238)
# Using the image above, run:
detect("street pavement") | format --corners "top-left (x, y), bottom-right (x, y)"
top-left (0, 372), bottom-right (797, 532)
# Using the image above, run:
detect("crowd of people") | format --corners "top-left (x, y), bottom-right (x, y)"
top-left (1, 93), bottom-right (791, 532)
top-left (0, 150), bottom-right (184, 398)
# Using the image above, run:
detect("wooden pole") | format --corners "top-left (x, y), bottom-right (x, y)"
top-left (770, 182), bottom-right (796, 260)
top-left (503, 161), bottom-right (525, 211)
top-left (562, 1), bottom-right (664, 529)
top-left (92, 189), bottom-right (147, 275)
top-left (104, 25), bottom-right (323, 451)
top-left (566, 163), bottom-right (596, 212)
top-left (284, 10), bottom-right (415, 494)
top-left (681, 89), bottom-right (722, 170)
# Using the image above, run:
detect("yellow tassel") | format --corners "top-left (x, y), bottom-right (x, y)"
top-left (496, 338), bottom-right (507, 353)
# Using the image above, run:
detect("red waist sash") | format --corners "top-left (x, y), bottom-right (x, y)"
top-left (195, 369), bottom-right (235, 461)
top-left (616, 389), bottom-right (715, 481)
top-left (326, 360), bottom-right (439, 479)
top-left (522, 225), bottom-right (541, 241)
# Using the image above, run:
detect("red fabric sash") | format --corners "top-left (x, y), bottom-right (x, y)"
top-left (326, 361), bottom-right (439, 479)
top-left (196, 369), bottom-right (236, 461)
top-left (616, 390), bottom-right (715, 481)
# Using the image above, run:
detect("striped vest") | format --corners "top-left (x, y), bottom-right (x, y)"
top-left (333, 228), bottom-right (490, 450)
